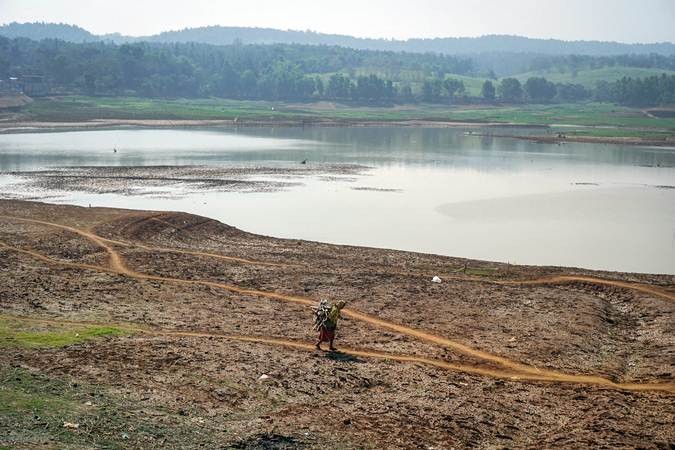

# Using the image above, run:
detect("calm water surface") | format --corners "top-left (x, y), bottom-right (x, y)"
top-left (1, 127), bottom-right (674, 274)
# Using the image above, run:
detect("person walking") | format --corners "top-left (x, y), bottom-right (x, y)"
top-left (314, 300), bottom-right (346, 351)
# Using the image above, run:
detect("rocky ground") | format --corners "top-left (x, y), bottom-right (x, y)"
top-left (0, 199), bottom-right (673, 449)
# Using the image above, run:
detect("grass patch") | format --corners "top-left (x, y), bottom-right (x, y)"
top-left (0, 367), bottom-right (230, 448)
top-left (0, 318), bottom-right (127, 348)
top-left (16, 96), bottom-right (675, 138)
top-left (514, 66), bottom-right (675, 88)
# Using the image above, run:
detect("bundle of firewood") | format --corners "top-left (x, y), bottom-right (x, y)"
top-left (312, 299), bottom-right (331, 331)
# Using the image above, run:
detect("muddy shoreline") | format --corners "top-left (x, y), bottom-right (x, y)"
top-left (479, 132), bottom-right (675, 148)
top-left (2, 117), bottom-right (674, 148)
top-left (0, 117), bottom-right (544, 134)
top-left (0, 199), bottom-right (673, 448)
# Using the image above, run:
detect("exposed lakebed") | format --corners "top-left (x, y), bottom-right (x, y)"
top-left (1, 126), bottom-right (674, 274)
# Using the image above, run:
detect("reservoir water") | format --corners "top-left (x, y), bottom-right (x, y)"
top-left (1, 127), bottom-right (674, 274)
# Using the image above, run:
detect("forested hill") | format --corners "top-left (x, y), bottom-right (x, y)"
top-left (2, 22), bottom-right (675, 56)
top-left (0, 22), bottom-right (97, 43)
top-left (3, 35), bottom-right (674, 106)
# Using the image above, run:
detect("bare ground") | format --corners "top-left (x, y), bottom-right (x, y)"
top-left (0, 200), bottom-right (673, 449)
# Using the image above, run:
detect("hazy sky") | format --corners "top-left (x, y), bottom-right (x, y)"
top-left (1, 0), bottom-right (674, 43)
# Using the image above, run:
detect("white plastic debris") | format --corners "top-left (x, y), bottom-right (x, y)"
top-left (63, 422), bottom-right (80, 430)
top-left (258, 374), bottom-right (270, 381)
top-left (431, 276), bottom-right (442, 283)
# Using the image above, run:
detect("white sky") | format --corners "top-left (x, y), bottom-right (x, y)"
top-left (1, 0), bottom-right (674, 43)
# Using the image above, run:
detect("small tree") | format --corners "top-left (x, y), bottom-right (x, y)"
top-left (443, 78), bottom-right (465, 102)
top-left (481, 80), bottom-right (495, 102)
top-left (422, 78), bottom-right (443, 103)
top-left (499, 78), bottom-right (523, 103)
top-left (524, 77), bottom-right (556, 103)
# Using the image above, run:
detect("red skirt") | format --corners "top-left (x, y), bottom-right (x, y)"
top-left (319, 327), bottom-right (335, 342)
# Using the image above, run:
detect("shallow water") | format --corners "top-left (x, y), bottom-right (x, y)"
top-left (1, 127), bottom-right (674, 274)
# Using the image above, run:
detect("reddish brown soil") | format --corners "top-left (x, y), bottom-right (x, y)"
top-left (0, 199), bottom-right (673, 448)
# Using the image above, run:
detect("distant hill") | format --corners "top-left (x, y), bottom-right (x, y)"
top-left (2, 22), bottom-right (675, 56)
top-left (0, 22), bottom-right (97, 42)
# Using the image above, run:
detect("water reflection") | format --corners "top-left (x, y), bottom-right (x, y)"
top-left (0, 127), bottom-right (673, 274)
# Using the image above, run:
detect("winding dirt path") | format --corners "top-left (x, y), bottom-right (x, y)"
top-left (2, 313), bottom-right (673, 393)
top-left (0, 238), bottom-right (545, 376)
top-left (498, 275), bottom-right (675, 302)
top-left (1, 215), bottom-right (673, 392)
top-left (3, 215), bottom-right (286, 268)
top-left (94, 215), bottom-right (675, 302)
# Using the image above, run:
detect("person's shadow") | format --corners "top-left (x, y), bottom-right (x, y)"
top-left (323, 350), bottom-right (363, 363)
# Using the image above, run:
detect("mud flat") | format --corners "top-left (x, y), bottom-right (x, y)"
top-left (3, 164), bottom-right (370, 199)
top-left (477, 132), bottom-right (675, 148)
top-left (0, 118), bottom-right (520, 135)
top-left (1, 117), bottom-right (672, 147)
top-left (0, 199), bottom-right (673, 448)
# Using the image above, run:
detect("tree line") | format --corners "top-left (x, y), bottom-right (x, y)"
top-left (477, 75), bottom-right (675, 106)
top-left (1, 36), bottom-right (674, 106)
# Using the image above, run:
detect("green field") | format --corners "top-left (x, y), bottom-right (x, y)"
top-left (18, 96), bottom-right (675, 139)
top-left (312, 66), bottom-right (675, 97)
top-left (0, 317), bottom-right (127, 348)
top-left (514, 66), bottom-right (675, 88)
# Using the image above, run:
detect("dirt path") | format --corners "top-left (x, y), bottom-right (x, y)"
top-left (1, 214), bottom-right (674, 392)
top-left (498, 275), bottom-right (675, 302)
top-left (1, 237), bottom-right (546, 376)
top-left (93, 215), bottom-right (675, 303)
top-left (74, 213), bottom-right (675, 302)
top-left (2, 312), bottom-right (673, 393)
top-left (4, 215), bottom-right (287, 268)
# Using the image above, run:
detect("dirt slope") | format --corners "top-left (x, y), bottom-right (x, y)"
top-left (0, 199), bottom-right (673, 449)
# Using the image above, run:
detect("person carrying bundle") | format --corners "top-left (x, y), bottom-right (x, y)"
top-left (313, 299), bottom-right (346, 351)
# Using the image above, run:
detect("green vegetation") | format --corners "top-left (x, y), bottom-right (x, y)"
top-left (0, 367), bottom-right (228, 448)
top-left (3, 35), bottom-right (675, 106)
top-left (515, 66), bottom-right (675, 88)
top-left (22, 96), bottom-right (297, 121)
top-left (21, 97), bottom-right (675, 139)
top-left (0, 318), bottom-right (127, 348)
top-left (4, 22), bottom-right (675, 68)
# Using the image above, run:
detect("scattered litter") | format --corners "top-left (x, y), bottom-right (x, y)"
top-left (508, 337), bottom-right (516, 342)
top-left (75, 333), bottom-right (80, 337)
top-left (121, 432), bottom-right (129, 440)
top-left (63, 422), bottom-right (79, 430)
top-left (431, 276), bottom-right (442, 283)
top-left (84, 401), bottom-right (93, 406)
top-left (258, 374), bottom-right (270, 381)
